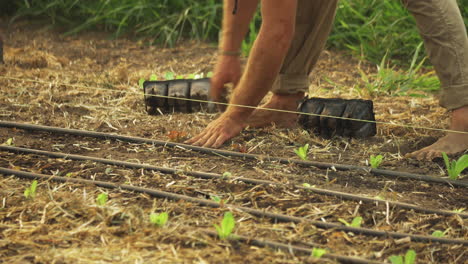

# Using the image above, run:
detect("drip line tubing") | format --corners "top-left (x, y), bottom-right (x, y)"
top-left (0, 121), bottom-right (466, 188)
top-left (1, 167), bottom-right (467, 246)
top-left (1, 145), bottom-right (465, 219)
top-left (201, 230), bottom-right (383, 264)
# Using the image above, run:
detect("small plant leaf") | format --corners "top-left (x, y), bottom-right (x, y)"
top-left (294, 144), bottom-right (309, 161)
top-left (150, 212), bottom-right (169, 227)
top-left (370, 154), bottom-right (383, 169)
top-left (96, 193), bottom-right (108, 206)
top-left (389, 255), bottom-right (404, 264)
top-left (222, 172), bottom-right (232, 179)
top-left (404, 249), bottom-right (416, 264)
top-left (24, 180), bottom-right (38, 199)
top-left (311, 248), bottom-right (326, 258)
top-left (338, 218), bottom-right (350, 226)
top-left (214, 212), bottom-right (235, 239)
top-left (139, 78), bottom-right (145, 89)
top-left (211, 195), bottom-right (221, 203)
top-left (149, 74), bottom-right (158, 81)
top-left (431, 230), bottom-right (445, 238)
top-left (5, 138), bottom-right (13, 145)
top-left (165, 71), bottom-right (175, 80)
top-left (302, 183), bottom-right (312, 188)
top-left (350, 216), bottom-right (363, 228)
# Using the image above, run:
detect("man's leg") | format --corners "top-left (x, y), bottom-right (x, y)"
top-left (403, 0), bottom-right (468, 160)
top-left (247, 0), bottom-right (339, 127)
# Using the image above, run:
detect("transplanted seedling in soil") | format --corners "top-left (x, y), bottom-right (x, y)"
top-left (294, 144), bottom-right (309, 161)
top-left (96, 193), bottom-right (108, 206)
top-left (442, 152), bottom-right (468, 180)
top-left (311, 248), bottom-right (327, 259)
top-left (338, 216), bottom-right (363, 228)
top-left (369, 154), bottom-right (383, 169)
top-left (389, 249), bottom-right (416, 264)
top-left (214, 211), bottom-right (235, 240)
top-left (150, 212), bottom-right (169, 228)
top-left (431, 230), bottom-right (447, 238)
top-left (24, 180), bottom-right (38, 199)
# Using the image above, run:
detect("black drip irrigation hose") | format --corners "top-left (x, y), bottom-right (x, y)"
top-left (1, 167), bottom-right (467, 246)
top-left (0, 121), bottom-right (466, 188)
top-left (201, 230), bottom-right (383, 264)
top-left (1, 145), bottom-right (466, 219)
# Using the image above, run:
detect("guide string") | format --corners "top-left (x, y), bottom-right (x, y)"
top-left (1, 75), bottom-right (467, 135)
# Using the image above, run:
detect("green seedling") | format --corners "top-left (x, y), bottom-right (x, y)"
top-left (431, 230), bottom-right (447, 238)
top-left (150, 212), bottom-right (169, 227)
top-left (96, 193), bottom-right (108, 206)
top-left (214, 211), bottom-right (235, 240)
top-left (165, 71), bottom-right (175, 80)
top-left (369, 154), bottom-right (383, 169)
top-left (389, 249), bottom-right (416, 264)
top-left (139, 78), bottom-right (145, 89)
top-left (302, 183), bottom-right (312, 188)
top-left (149, 74), bottom-right (158, 81)
top-left (452, 208), bottom-right (465, 213)
top-left (442, 153), bottom-right (468, 180)
top-left (338, 216), bottom-right (363, 228)
top-left (4, 138), bottom-right (13, 146)
top-left (222, 172), bottom-right (232, 179)
top-left (294, 144), bottom-right (309, 161)
top-left (24, 180), bottom-right (38, 199)
top-left (311, 248), bottom-right (327, 258)
top-left (211, 195), bottom-right (221, 203)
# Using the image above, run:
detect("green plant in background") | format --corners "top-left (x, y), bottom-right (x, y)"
top-left (311, 248), bottom-right (327, 258)
top-left (338, 216), bottom-right (363, 228)
top-left (294, 144), bottom-right (309, 161)
top-left (369, 154), bottom-right (384, 169)
top-left (96, 193), bottom-right (108, 206)
top-left (4, 138), bottom-right (14, 145)
top-left (354, 43), bottom-right (440, 97)
top-left (389, 249), bottom-right (416, 264)
top-left (24, 180), bottom-right (38, 199)
top-left (442, 153), bottom-right (468, 180)
top-left (214, 211), bottom-right (235, 240)
top-left (150, 212), bottom-right (169, 227)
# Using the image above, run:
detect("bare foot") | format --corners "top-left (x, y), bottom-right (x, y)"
top-left (246, 92), bottom-right (305, 128)
top-left (408, 106), bottom-right (468, 160)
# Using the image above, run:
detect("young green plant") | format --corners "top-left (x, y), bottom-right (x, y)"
top-left (150, 212), bottom-right (169, 227)
top-left (294, 143), bottom-right (309, 161)
top-left (389, 249), bottom-right (416, 264)
top-left (24, 180), bottom-right (38, 199)
top-left (96, 193), bottom-right (108, 206)
top-left (311, 248), bottom-right (327, 259)
top-left (442, 153), bottom-right (468, 180)
top-left (214, 211), bottom-right (235, 240)
top-left (338, 216), bottom-right (363, 228)
top-left (369, 154), bottom-right (383, 169)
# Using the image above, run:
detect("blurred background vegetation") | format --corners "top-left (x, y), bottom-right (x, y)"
top-left (0, 0), bottom-right (467, 67)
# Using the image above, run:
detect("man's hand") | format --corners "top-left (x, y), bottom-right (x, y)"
top-left (210, 55), bottom-right (242, 108)
top-left (185, 112), bottom-right (244, 148)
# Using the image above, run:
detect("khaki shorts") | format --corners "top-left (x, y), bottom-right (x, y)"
top-left (272, 0), bottom-right (468, 110)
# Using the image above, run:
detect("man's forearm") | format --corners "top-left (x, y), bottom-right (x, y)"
top-left (227, 0), bottom-right (297, 119)
top-left (220, 0), bottom-right (259, 53)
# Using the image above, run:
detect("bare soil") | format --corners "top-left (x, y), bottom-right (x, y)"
top-left (0, 19), bottom-right (467, 263)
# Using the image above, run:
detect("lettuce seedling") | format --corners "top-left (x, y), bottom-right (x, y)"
top-left (150, 74), bottom-right (158, 81)
top-left (442, 153), bottom-right (468, 180)
top-left (294, 144), bottom-right (309, 161)
top-left (139, 78), bottom-right (145, 89)
top-left (165, 71), bottom-right (175, 80)
top-left (214, 212), bottom-right (235, 240)
top-left (96, 193), bottom-right (108, 206)
top-left (338, 216), bottom-right (363, 228)
top-left (311, 248), bottom-right (326, 258)
top-left (150, 212), bottom-right (169, 227)
top-left (389, 249), bottom-right (416, 264)
top-left (4, 138), bottom-right (13, 145)
top-left (369, 154), bottom-right (383, 169)
top-left (24, 180), bottom-right (38, 199)
top-left (431, 230), bottom-right (447, 238)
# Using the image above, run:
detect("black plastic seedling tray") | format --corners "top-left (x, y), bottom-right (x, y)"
top-left (298, 97), bottom-right (377, 138)
top-left (144, 78), bottom-right (218, 114)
